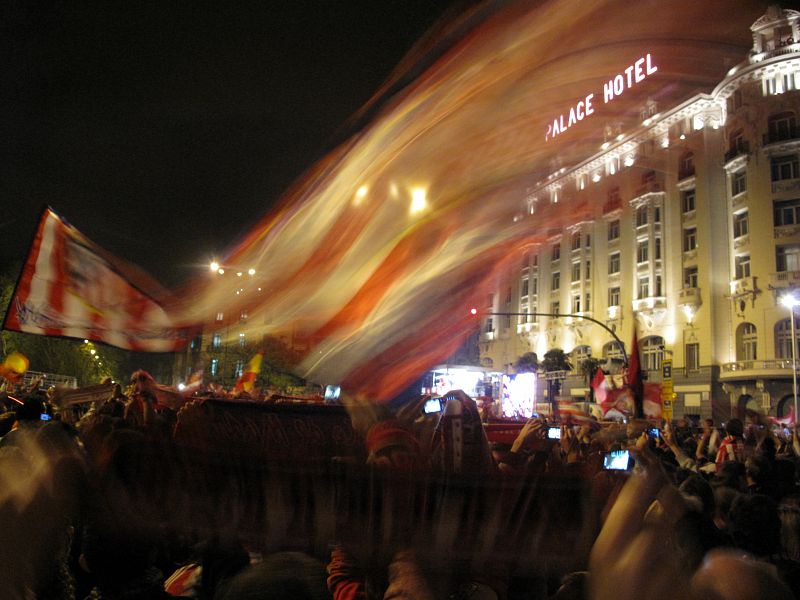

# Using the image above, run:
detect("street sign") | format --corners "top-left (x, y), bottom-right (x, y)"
top-left (661, 359), bottom-right (673, 421)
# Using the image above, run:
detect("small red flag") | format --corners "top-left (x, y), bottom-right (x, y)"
top-left (591, 367), bottom-right (608, 404)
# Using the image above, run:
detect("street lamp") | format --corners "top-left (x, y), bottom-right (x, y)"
top-left (781, 294), bottom-right (800, 422)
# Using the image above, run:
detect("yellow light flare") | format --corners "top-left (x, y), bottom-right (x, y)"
top-left (410, 187), bottom-right (427, 214)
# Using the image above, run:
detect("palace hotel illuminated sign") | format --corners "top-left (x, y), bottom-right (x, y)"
top-left (545, 53), bottom-right (657, 141)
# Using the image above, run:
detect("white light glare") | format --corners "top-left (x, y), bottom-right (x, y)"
top-left (781, 294), bottom-right (800, 308)
top-left (624, 155), bottom-right (635, 167)
top-left (210, 261), bottom-right (220, 272)
top-left (248, 268), bottom-right (256, 276)
top-left (218, 268), bottom-right (225, 275)
top-left (410, 187), bottom-right (427, 214)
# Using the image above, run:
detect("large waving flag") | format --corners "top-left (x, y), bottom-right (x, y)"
top-left (3, 208), bottom-right (195, 352)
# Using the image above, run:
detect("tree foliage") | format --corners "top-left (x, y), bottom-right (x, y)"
top-left (514, 352), bottom-right (539, 373)
top-left (541, 348), bottom-right (571, 373)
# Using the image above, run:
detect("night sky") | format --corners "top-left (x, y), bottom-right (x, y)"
top-left (3, 0), bottom-right (462, 286)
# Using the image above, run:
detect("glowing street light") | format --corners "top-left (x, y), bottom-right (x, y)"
top-left (781, 294), bottom-right (800, 422)
top-left (248, 268), bottom-right (256, 276)
top-left (410, 187), bottom-right (427, 214)
top-left (210, 261), bottom-right (220, 272)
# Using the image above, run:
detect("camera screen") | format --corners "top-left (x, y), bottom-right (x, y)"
top-left (423, 398), bottom-right (443, 414)
top-left (547, 427), bottom-right (561, 440)
top-left (604, 450), bottom-right (630, 470)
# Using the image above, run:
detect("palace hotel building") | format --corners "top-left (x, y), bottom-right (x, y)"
top-left (479, 6), bottom-right (800, 422)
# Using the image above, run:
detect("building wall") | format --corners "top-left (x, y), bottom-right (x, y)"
top-left (482, 6), bottom-right (800, 421)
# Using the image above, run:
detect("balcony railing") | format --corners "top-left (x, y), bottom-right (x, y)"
top-left (632, 296), bottom-right (667, 312)
top-left (730, 276), bottom-right (756, 297)
top-left (677, 287), bottom-right (701, 306)
top-left (721, 359), bottom-right (794, 373)
top-left (724, 141), bottom-right (750, 164)
top-left (633, 181), bottom-right (664, 198)
top-left (769, 270), bottom-right (800, 289)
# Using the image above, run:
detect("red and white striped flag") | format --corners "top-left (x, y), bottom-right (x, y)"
top-left (3, 208), bottom-right (195, 352)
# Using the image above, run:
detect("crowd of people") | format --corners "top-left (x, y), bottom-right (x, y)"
top-left (1, 373), bottom-right (800, 600)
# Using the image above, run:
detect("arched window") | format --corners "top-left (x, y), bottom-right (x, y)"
top-left (768, 111), bottom-right (797, 143)
top-left (641, 336), bottom-right (664, 372)
top-left (775, 318), bottom-right (800, 359)
top-left (736, 322), bottom-right (757, 361)
top-left (603, 341), bottom-right (624, 362)
top-left (572, 345), bottom-right (592, 367)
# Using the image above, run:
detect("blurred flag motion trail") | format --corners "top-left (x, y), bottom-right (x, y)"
top-left (5, 1), bottom-right (768, 400)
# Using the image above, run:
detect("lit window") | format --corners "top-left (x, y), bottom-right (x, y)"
top-left (215, 312), bottom-right (224, 321)
top-left (774, 199), bottom-right (800, 226)
top-left (771, 155), bottom-right (800, 181)
top-left (776, 245), bottom-right (800, 272)
top-left (768, 112), bottom-right (797, 143)
top-left (681, 189), bottom-right (696, 213)
top-left (239, 332), bottom-right (246, 347)
top-left (776, 319), bottom-right (799, 359)
top-left (210, 358), bottom-right (219, 376)
top-left (240, 310), bottom-right (248, 321)
top-left (637, 240), bottom-right (649, 264)
top-left (732, 171), bottom-right (747, 196)
top-left (638, 276), bottom-right (650, 299)
top-left (235, 360), bottom-right (244, 378)
top-left (683, 227), bottom-right (697, 252)
top-left (642, 336), bottom-right (664, 371)
top-left (571, 262), bottom-right (581, 282)
top-left (733, 211), bottom-right (749, 238)
top-left (685, 343), bottom-right (700, 371)
top-left (635, 206), bottom-right (648, 227)
top-left (735, 254), bottom-right (751, 279)
top-left (212, 333), bottom-right (222, 349)
top-left (608, 252), bottom-right (621, 274)
top-left (737, 323), bottom-right (757, 361)
top-left (684, 266), bottom-right (698, 288)
top-left (608, 219), bottom-right (620, 241)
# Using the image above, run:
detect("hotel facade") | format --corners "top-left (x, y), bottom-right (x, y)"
top-left (480, 6), bottom-right (800, 423)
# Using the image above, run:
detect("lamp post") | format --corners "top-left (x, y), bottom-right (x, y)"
top-left (781, 294), bottom-right (800, 422)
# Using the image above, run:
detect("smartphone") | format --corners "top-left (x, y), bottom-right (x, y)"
top-left (423, 398), bottom-right (443, 414)
top-left (547, 426), bottom-right (561, 440)
top-left (40, 413), bottom-right (52, 421)
top-left (603, 450), bottom-right (631, 471)
top-left (648, 427), bottom-right (660, 438)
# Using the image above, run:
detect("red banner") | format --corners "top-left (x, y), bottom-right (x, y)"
top-left (3, 208), bottom-right (195, 352)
